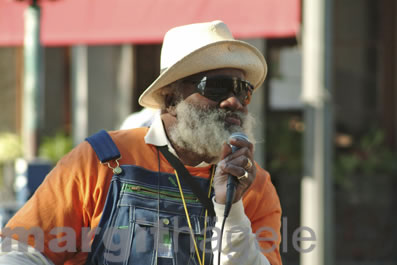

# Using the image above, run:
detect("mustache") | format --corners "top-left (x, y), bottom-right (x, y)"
top-left (194, 106), bottom-right (246, 125)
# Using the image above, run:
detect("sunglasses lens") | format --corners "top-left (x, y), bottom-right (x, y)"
top-left (202, 78), bottom-right (233, 101)
top-left (199, 77), bottom-right (253, 104)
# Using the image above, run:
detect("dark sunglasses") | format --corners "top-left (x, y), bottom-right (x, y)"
top-left (183, 75), bottom-right (254, 105)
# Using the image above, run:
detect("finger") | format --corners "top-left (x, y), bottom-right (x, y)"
top-left (228, 138), bottom-right (254, 152)
top-left (224, 147), bottom-right (253, 163)
top-left (220, 142), bottom-right (232, 160)
top-left (218, 162), bottom-right (246, 179)
top-left (224, 155), bottom-right (250, 170)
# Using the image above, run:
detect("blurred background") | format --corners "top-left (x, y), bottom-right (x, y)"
top-left (0, 0), bottom-right (396, 264)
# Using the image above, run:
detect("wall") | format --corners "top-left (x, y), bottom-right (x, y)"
top-left (333, 0), bottom-right (379, 134)
top-left (43, 47), bottom-right (69, 136)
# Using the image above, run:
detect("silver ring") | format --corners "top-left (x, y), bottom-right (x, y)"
top-left (237, 170), bottom-right (249, 180)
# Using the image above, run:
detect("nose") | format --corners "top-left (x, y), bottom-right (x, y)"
top-left (219, 95), bottom-right (246, 112)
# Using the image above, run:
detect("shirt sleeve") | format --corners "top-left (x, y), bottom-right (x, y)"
top-left (211, 166), bottom-right (282, 265)
top-left (0, 239), bottom-right (54, 265)
top-left (212, 199), bottom-right (271, 265)
top-left (0, 141), bottom-right (111, 265)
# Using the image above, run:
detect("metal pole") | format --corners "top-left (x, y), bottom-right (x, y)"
top-left (23, 0), bottom-right (43, 159)
top-left (300, 0), bottom-right (334, 263)
top-left (71, 45), bottom-right (89, 146)
top-left (116, 45), bottom-right (134, 128)
top-left (246, 39), bottom-right (266, 167)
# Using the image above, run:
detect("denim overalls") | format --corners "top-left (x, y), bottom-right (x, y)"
top-left (85, 130), bottom-right (215, 265)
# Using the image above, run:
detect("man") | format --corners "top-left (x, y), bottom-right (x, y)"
top-left (0, 20), bottom-right (282, 265)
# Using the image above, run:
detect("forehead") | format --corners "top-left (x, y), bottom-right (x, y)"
top-left (185, 68), bottom-right (245, 80)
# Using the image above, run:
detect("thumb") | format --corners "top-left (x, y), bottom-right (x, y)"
top-left (220, 142), bottom-right (232, 160)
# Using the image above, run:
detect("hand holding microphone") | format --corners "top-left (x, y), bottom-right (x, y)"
top-left (213, 132), bottom-right (256, 218)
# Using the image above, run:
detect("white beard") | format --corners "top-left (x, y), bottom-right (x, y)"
top-left (168, 100), bottom-right (255, 163)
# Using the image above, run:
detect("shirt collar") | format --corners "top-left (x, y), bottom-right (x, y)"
top-left (144, 112), bottom-right (210, 167)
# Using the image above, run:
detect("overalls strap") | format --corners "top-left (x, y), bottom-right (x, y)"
top-left (85, 130), bottom-right (121, 163)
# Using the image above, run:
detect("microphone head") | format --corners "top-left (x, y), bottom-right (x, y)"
top-left (228, 133), bottom-right (249, 153)
top-left (229, 132), bottom-right (249, 143)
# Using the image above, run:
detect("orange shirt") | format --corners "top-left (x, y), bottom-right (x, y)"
top-left (3, 128), bottom-right (282, 265)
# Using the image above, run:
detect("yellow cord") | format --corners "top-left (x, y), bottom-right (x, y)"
top-left (202, 166), bottom-right (215, 265)
top-left (174, 167), bottom-right (215, 265)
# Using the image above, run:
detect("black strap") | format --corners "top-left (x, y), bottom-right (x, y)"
top-left (157, 146), bottom-right (215, 217)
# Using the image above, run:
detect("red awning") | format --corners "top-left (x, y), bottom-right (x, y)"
top-left (0, 0), bottom-right (300, 46)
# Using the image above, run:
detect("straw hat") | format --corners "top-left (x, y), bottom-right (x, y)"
top-left (138, 20), bottom-right (267, 109)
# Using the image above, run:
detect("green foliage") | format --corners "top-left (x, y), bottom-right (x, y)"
top-left (38, 132), bottom-right (73, 164)
top-left (334, 128), bottom-right (397, 188)
top-left (266, 116), bottom-right (397, 189)
top-left (0, 133), bottom-right (22, 163)
top-left (0, 133), bottom-right (22, 187)
top-left (266, 114), bottom-right (303, 176)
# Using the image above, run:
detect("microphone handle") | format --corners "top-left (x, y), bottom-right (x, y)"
top-left (224, 173), bottom-right (238, 218)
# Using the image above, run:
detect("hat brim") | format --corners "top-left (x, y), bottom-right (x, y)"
top-left (138, 40), bottom-right (267, 109)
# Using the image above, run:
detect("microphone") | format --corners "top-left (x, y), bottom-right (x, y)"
top-left (224, 132), bottom-right (249, 218)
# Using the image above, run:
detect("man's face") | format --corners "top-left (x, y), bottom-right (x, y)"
top-left (168, 68), bottom-right (255, 162)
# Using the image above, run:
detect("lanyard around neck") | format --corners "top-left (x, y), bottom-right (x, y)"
top-left (174, 166), bottom-right (215, 265)
top-left (156, 145), bottom-right (216, 216)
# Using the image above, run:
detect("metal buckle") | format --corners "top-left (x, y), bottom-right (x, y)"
top-left (102, 157), bottom-right (123, 175)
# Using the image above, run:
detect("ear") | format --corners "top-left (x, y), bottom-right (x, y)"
top-left (164, 93), bottom-right (178, 116)
top-left (164, 93), bottom-right (175, 107)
